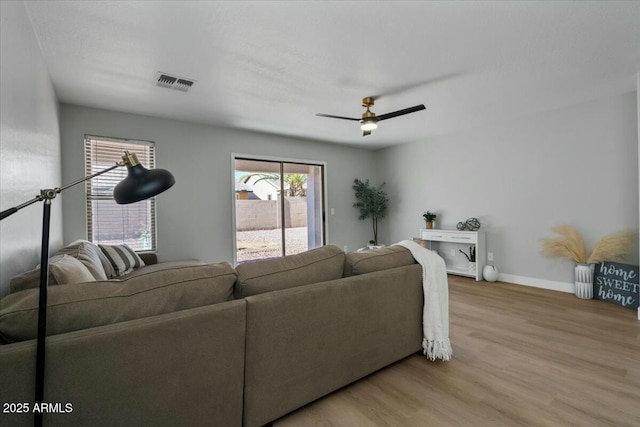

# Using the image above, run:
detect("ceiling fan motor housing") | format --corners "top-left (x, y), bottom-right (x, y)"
top-left (361, 97), bottom-right (375, 108)
top-left (361, 97), bottom-right (378, 122)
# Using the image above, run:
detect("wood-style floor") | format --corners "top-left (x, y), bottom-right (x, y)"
top-left (275, 276), bottom-right (640, 427)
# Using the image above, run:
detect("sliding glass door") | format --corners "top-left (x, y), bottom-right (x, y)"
top-left (234, 157), bottom-right (325, 263)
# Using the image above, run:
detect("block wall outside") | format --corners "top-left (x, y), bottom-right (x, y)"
top-left (236, 197), bottom-right (307, 231)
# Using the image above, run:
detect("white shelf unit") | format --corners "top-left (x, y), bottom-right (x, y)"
top-left (419, 229), bottom-right (486, 281)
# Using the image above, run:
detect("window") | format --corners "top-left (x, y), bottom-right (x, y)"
top-left (233, 156), bottom-right (326, 263)
top-left (85, 135), bottom-right (157, 251)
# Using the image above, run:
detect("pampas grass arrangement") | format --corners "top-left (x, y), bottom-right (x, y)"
top-left (541, 225), bottom-right (588, 263)
top-left (541, 225), bottom-right (635, 265)
top-left (587, 229), bottom-right (636, 264)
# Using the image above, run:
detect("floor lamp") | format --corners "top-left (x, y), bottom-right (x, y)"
top-left (0, 151), bottom-right (175, 426)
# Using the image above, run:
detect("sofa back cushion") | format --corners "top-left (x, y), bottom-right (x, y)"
top-left (118, 260), bottom-right (205, 279)
top-left (235, 245), bottom-right (345, 298)
top-left (9, 254), bottom-right (96, 294)
top-left (344, 245), bottom-right (415, 277)
top-left (0, 262), bottom-right (236, 344)
top-left (137, 252), bottom-right (159, 266)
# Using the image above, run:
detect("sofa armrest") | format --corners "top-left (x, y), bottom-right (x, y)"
top-left (138, 252), bottom-right (158, 265)
top-left (243, 264), bottom-right (423, 427)
top-left (0, 300), bottom-right (246, 427)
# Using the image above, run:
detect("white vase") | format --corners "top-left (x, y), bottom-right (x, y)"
top-left (483, 265), bottom-right (499, 282)
top-left (574, 263), bottom-right (593, 299)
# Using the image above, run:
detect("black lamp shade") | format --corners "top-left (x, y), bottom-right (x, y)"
top-left (114, 164), bottom-right (176, 204)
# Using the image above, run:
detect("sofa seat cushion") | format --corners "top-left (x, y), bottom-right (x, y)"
top-left (56, 240), bottom-right (110, 280)
top-left (9, 254), bottom-right (97, 294)
top-left (235, 245), bottom-right (345, 298)
top-left (344, 245), bottom-right (415, 277)
top-left (0, 262), bottom-right (236, 344)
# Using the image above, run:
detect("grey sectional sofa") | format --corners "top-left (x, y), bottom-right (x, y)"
top-left (0, 244), bottom-right (424, 427)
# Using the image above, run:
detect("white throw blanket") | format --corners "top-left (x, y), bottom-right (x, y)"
top-left (395, 240), bottom-right (452, 361)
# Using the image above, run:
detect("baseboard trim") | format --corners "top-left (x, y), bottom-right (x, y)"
top-left (497, 273), bottom-right (573, 294)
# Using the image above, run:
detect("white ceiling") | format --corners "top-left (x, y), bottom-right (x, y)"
top-left (23, 1), bottom-right (640, 149)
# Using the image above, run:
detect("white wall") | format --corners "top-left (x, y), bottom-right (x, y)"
top-left (59, 104), bottom-right (377, 264)
top-left (376, 91), bottom-right (639, 288)
top-left (0, 2), bottom-right (62, 297)
top-left (637, 73), bottom-right (640, 320)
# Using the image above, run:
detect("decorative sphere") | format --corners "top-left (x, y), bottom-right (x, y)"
top-left (466, 218), bottom-right (481, 231)
top-left (483, 265), bottom-right (499, 282)
top-left (457, 222), bottom-right (466, 230)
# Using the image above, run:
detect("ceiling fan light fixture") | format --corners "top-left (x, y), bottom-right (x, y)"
top-left (360, 119), bottom-right (378, 131)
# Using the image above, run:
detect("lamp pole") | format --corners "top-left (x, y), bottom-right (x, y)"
top-left (34, 199), bottom-right (50, 426)
top-left (1, 162), bottom-right (122, 427)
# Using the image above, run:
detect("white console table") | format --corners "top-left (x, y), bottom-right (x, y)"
top-left (418, 229), bottom-right (486, 281)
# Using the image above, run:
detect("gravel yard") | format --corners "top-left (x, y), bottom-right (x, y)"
top-left (236, 227), bottom-right (308, 262)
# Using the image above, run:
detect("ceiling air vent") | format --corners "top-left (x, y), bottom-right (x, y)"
top-left (174, 79), bottom-right (194, 92)
top-left (155, 72), bottom-right (196, 92)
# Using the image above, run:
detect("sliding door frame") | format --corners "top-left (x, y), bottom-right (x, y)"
top-left (231, 153), bottom-right (328, 265)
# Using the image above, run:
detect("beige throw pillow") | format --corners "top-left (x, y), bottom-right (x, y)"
top-left (48, 255), bottom-right (96, 285)
top-left (9, 254), bottom-right (96, 293)
top-left (56, 240), bottom-right (109, 280)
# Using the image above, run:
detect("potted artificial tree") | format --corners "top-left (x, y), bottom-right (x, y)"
top-left (423, 211), bottom-right (437, 229)
top-left (353, 178), bottom-right (389, 246)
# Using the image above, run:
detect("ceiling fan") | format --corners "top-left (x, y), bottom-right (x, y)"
top-left (316, 97), bottom-right (426, 136)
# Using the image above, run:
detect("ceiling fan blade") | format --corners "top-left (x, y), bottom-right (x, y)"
top-left (316, 113), bottom-right (360, 121)
top-left (363, 130), bottom-right (372, 137)
top-left (376, 104), bottom-right (426, 121)
top-left (370, 72), bottom-right (463, 99)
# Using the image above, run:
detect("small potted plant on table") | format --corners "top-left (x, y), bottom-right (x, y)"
top-left (423, 211), bottom-right (437, 229)
top-left (460, 246), bottom-right (476, 274)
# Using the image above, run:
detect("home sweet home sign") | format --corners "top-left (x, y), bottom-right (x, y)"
top-left (593, 262), bottom-right (639, 309)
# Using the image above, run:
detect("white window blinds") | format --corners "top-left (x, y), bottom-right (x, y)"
top-left (84, 135), bottom-right (157, 251)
